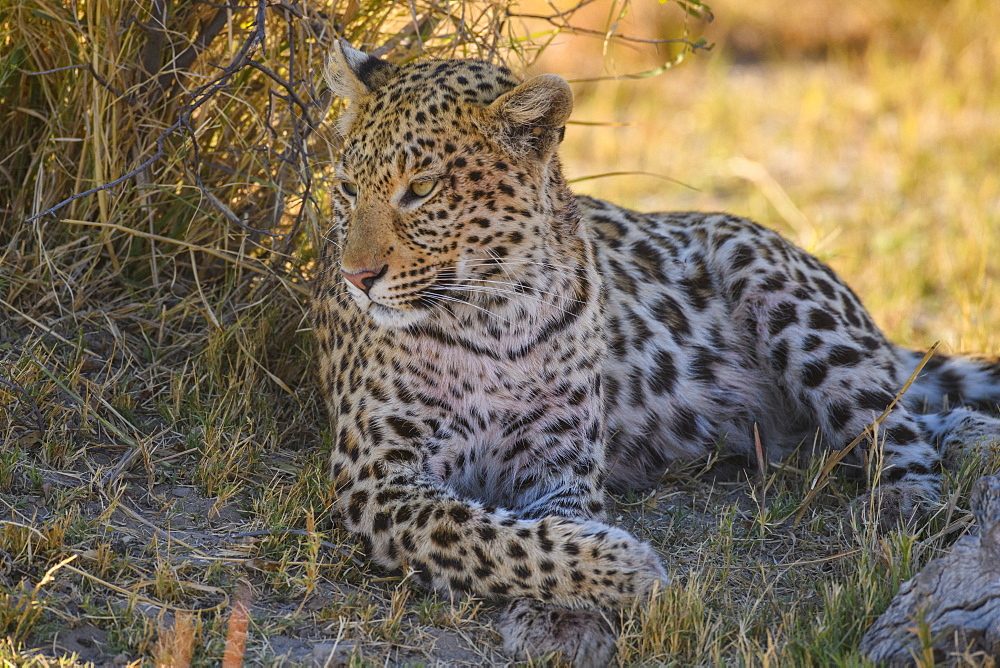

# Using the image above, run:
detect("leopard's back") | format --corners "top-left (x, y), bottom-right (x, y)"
top-left (579, 197), bottom-right (917, 487)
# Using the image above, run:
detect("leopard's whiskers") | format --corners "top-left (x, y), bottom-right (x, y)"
top-left (463, 258), bottom-right (581, 273)
top-left (437, 262), bottom-right (587, 305)
top-left (421, 291), bottom-right (509, 324)
top-left (462, 277), bottom-right (587, 306)
top-left (432, 284), bottom-right (577, 318)
top-left (320, 232), bottom-right (344, 250)
top-left (437, 275), bottom-right (586, 308)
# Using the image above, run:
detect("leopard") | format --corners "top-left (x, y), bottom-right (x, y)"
top-left (310, 41), bottom-right (1000, 663)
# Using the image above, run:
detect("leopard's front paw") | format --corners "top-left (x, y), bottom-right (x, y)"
top-left (568, 521), bottom-right (668, 607)
top-left (499, 599), bottom-right (617, 668)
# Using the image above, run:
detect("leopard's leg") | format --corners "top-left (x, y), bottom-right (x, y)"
top-left (771, 337), bottom-right (942, 523)
top-left (720, 231), bottom-right (944, 523)
top-left (894, 348), bottom-right (1000, 469)
top-left (498, 598), bottom-right (619, 667)
top-left (328, 393), bottom-right (666, 666)
top-left (491, 479), bottom-right (638, 666)
top-left (334, 444), bottom-right (661, 666)
top-left (333, 457), bottom-right (666, 610)
top-left (897, 347), bottom-right (1000, 413)
top-left (912, 408), bottom-right (1000, 468)
top-left (491, 476), bottom-right (631, 665)
top-left (480, 438), bottom-right (648, 665)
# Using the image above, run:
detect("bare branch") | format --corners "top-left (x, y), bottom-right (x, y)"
top-left (512, 16), bottom-right (711, 49)
top-left (22, 63), bottom-right (125, 99)
top-left (24, 120), bottom-right (179, 224)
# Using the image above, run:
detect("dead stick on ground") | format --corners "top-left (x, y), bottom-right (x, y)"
top-left (860, 475), bottom-right (1000, 661)
top-left (63, 563), bottom-right (229, 615)
top-left (222, 579), bottom-right (254, 668)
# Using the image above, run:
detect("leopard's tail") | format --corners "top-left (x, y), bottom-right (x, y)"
top-left (896, 347), bottom-right (1000, 413)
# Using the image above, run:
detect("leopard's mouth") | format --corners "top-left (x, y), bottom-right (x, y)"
top-left (356, 264), bottom-right (464, 314)
top-left (358, 300), bottom-right (430, 330)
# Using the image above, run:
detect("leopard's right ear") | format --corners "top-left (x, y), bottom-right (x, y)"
top-left (477, 74), bottom-right (573, 159)
top-left (324, 40), bottom-right (399, 102)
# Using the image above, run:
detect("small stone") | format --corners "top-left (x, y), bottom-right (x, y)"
top-left (310, 641), bottom-right (355, 667)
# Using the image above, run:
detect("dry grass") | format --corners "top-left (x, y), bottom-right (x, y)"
top-left (2, 0), bottom-right (1000, 665)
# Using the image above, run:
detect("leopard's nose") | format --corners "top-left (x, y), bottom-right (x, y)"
top-left (341, 265), bottom-right (388, 295)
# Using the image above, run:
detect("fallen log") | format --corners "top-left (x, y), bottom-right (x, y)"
top-left (861, 475), bottom-right (1000, 664)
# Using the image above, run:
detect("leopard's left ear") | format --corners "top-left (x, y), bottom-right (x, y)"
top-left (480, 74), bottom-right (573, 158)
top-left (324, 40), bottom-right (399, 102)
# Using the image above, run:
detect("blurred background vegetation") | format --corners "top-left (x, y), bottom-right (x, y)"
top-left (1, 0), bottom-right (999, 664)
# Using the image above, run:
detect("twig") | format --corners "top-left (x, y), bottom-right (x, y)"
top-left (246, 60), bottom-right (315, 122)
top-left (23, 119), bottom-right (181, 224)
top-left (22, 63), bottom-right (125, 98)
top-left (63, 562), bottom-right (230, 614)
top-left (229, 529), bottom-right (363, 564)
top-left (118, 502), bottom-right (212, 558)
top-left (523, 0), bottom-right (602, 23)
top-left (519, 17), bottom-right (711, 49)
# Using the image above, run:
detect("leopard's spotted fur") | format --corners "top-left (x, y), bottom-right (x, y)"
top-left (311, 42), bottom-right (1000, 660)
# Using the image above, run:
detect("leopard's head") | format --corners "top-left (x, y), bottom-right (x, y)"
top-left (324, 42), bottom-right (577, 328)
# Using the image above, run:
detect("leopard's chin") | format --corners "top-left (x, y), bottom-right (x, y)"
top-left (363, 300), bottom-right (432, 329)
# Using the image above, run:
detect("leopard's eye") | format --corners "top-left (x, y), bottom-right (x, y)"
top-left (410, 180), bottom-right (436, 198)
top-left (340, 181), bottom-right (358, 197)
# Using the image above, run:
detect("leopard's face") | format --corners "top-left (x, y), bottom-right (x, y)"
top-left (327, 54), bottom-right (573, 328)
